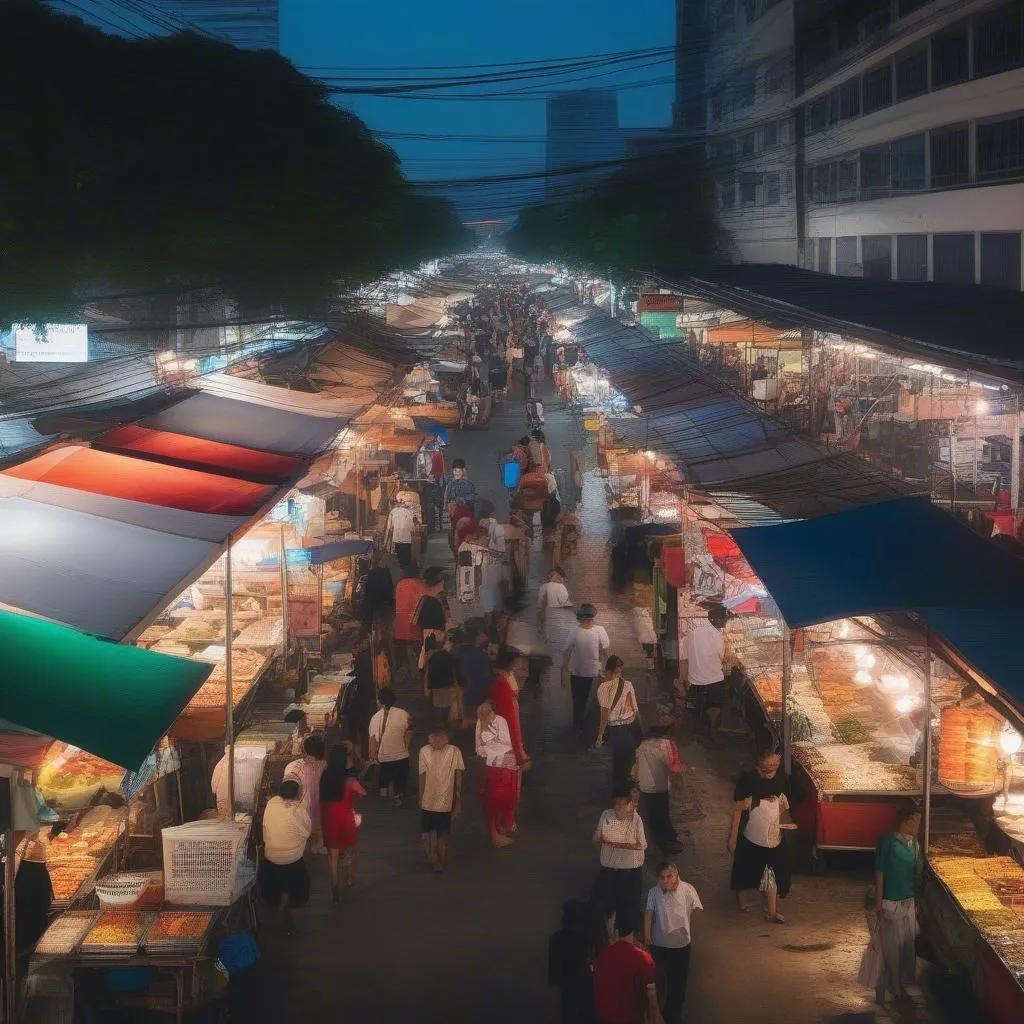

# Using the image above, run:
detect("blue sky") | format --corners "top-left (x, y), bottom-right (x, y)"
top-left (282, 0), bottom-right (675, 219)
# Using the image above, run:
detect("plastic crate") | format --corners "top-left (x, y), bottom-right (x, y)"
top-left (161, 821), bottom-right (250, 907)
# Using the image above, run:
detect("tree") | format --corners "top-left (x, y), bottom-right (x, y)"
top-left (0, 2), bottom-right (470, 323)
top-left (505, 146), bottom-right (726, 282)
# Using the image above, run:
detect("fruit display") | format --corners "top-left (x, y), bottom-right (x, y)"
top-left (38, 745), bottom-right (125, 810)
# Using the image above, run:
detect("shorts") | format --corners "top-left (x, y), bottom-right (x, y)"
top-left (420, 810), bottom-right (452, 835)
top-left (691, 680), bottom-right (726, 713)
top-left (378, 758), bottom-right (410, 793)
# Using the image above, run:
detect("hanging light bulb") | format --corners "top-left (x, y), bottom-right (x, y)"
top-left (1001, 728), bottom-right (1023, 757)
top-left (854, 670), bottom-right (872, 686)
top-left (895, 696), bottom-right (916, 714)
top-left (838, 621), bottom-right (851, 639)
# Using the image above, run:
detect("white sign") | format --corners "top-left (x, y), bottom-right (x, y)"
top-left (12, 323), bottom-right (88, 363)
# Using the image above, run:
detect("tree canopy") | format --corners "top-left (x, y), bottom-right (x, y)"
top-left (0, 2), bottom-right (471, 323)
top-left (504, 147), bottom-right (726, 282)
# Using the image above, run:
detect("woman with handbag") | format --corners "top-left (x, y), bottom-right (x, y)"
top-left (424, 631), bottom-right (462, 731)
top-left (595, 656), bottom-right (642, 793)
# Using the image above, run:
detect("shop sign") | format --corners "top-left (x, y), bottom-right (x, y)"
top-left (12, 323), bottom-right (88, 362)
top-left (288, 594), bottom-right (321, 638)
top-left (637, 293), bottom-right (683, 313)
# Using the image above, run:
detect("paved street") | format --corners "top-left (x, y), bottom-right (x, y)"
top-left (231, 379), bottom-right (979, 1024)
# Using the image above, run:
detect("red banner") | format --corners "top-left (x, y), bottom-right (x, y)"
top-left (638, 292), bottom-right (683, 312)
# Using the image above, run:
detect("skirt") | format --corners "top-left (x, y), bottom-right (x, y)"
top-left (730, 833), bottom-right (791, 898)
top-left (481, 765), bottom-right (519, 832)
top-left (322, 800), bottom-right (359, 850)
top-left (259, 857), bottom-right (310, 908)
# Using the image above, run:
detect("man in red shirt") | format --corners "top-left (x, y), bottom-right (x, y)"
top-left (593, 913), bottom-right (663, 1024)
top-left (393, 566), bottom-right (426, 685)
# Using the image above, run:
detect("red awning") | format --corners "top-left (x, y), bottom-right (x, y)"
top-left (4, 445), bottom-right (276, 516)
top-left (97, 424), bottom-right (306, 482)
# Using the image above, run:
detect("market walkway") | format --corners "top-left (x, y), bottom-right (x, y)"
top-left (231, 377), bottom-right (980, 1024)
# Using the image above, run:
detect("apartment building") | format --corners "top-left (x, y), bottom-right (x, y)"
top-left (703, 0), bottom-right (800, 264)
top-left (798, 0), bottom-right (1024, 289)
top-left (545, 90), bottom-right (622, 201)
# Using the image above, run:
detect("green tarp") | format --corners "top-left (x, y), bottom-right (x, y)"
top-left (0, 609), bottom-right (211, 767)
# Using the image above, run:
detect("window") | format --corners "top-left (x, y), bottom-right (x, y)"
top-left (838, 158), bottom-right (859, 200)
top-left (931, 21), bottom-right (969, 88)
top-left (811, 162), bottom-right (837, 203)
top-left (980, 232), bottom-right (1022, 289)
top-left (973, 2), bottom-right (1024, 79)
top-left (836, 78), bottom-right (861, 121)
top-left (930, 124), bottom-right (970, 188)
top-left (933, 233), bottom-right (975, 285)
top-left (818, 237), bottom-right (832, 273)
top-left (863, 62), bottom-right (893, 114)
top-left (741, 132), bottom-right (757, 158)
top-left (740, 171), bottom-right (761, 205)
top-left (836, 237), bottom-right (859, 275)
top-left (860, 144), bottom-right (890, 197)
top-left (891, 134), bottom-right (926, 193)
top-left (765, 170), bottom-right (781, 204)
top-left (895, 46), bottom-right (928, 101)
top-left (862, 235), bottom-right (893, 280)
top-left (804, 97), bottom-right (827, 135)
top-left (733, 68), bottom-right (757, 110)
top-left (710, 140), bottom-right (734, 167)
top-left (896, 235), bottom-right (928, 281)
top-left (977, 115), bottom-right (1024, 183)
top-left (765, 58), bottom-right (789, 95)
top-left (720, 175), bottom-right (736, 210)
top-left (783, 168), bottom-right (794, 197)
top-left (762, 120), bottom-right (780, 149)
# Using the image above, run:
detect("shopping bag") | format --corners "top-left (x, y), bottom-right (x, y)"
top-left (857, 939), bottom-right (882, 990)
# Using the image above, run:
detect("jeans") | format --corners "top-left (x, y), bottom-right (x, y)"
top-left (605, 722), bottom-right (640, 793)
top-left (652, 944), bottom-right (691, 1024)
top-left (570, 675), bottom-right (593, 730)
top-left (640, 790), bottom-right (680, 854)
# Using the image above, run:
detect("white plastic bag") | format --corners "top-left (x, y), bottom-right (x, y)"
top-left (857, 939), bottom-right (883, 989)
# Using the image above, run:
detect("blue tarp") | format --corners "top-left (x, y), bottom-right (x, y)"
top-left (730, 497), bottom-right (1024, 707)
top-left (258, 539), bottom-right (373, 569)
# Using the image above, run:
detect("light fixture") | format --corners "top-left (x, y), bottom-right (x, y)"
top-left (975, 400), bottom-right (989, 415)
top-left (895, 696), bottom-right (916, 714)
top-left (880, 674), bottom-right (910, 693)
top-left (854, 670), bottom-right (872, 686)
top-left (838, 621), bottom-right (850, 639)
top-left (854, 648), bottom-right (876, 670)
top-left (1001, 728), bottom-right (1023, 757)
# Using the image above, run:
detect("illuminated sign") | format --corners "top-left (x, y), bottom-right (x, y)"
top-left (637, 293), bottom-right (683, 313)
top-left (12, 323), bottom-right (88, 362)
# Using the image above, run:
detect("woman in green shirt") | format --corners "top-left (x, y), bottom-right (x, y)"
top-left (872, 803), bottom-right (922, 1003)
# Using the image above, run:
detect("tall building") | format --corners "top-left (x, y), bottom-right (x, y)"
top-left (703, 0), bottom-right (799, 264)
top-left (797, 0), bottom-right (1024, 289)
top-left (545, 90), bottom-right (622, 202)
top-left (674, 0), bottom-right (709, 131)
top-left (45, 0), bottom-right (279, 51)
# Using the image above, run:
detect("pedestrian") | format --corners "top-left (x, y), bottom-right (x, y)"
top-left (418, 727), bottom-right (465, 872)
top-left (592, 911), bottom-right (663, 1024)
top-left (475, 698), bottom-right (520, 848)
top-left (340, 636), bottom-right (376, 761)
top-left (642, 862), bottom-right (702, 1024)
top-left (591, 789), bottom-right (647, 936)
top-left (455, 619), bottom-right (492, 722)
top-left (477, 499), bottom-right (507, 631)
top-left (512, 435), bottom-right (531, 472)
top-left (413, 566), bottom-right (449, 670)
top-left (565, 604), bottom-right (611, 732)
top-left (320, 744), bottom-right (366, 900)
top-left (283, 735), bottom-right (327, 854)
top-left (424, 629), bottom-right (462, 731)
top-left (872, 803), bottom-right (922, 1003)
top-left (728, 749), bottom-right (792, 923)
top-left (394, 564), bottom-right (426, 684)
top-left (548, 899), bottom-right (598, 1024)
top-left (595, 656), bottom-right (642, 792)
top-left (633, 718), bottom-right (684, 856)
top-left (360, 549), bottom-right (396, 651)
top-left (528, 429), bottom-right (551, 472)
top-left (489, 646), bottom-right (531, 771)
top-left (368, 687), bottom-right (412, 806)
top-left (259, 779), bottom-right (311, 934)
top-left (538, 565), bottom-right (576, 665)
top-left (680, 603), bottom-right (731, 741)
top-left (444, 458), bottom-right (477, 520)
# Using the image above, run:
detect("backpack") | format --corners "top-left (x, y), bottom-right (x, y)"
top-left (502, 454), bottom-right (522, 490)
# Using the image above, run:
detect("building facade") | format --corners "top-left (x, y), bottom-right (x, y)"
top-left (545, 90), bottom-right (622, 202)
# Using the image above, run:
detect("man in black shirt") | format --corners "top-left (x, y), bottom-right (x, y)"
top-left (424, 630), bottom-right (460, 730)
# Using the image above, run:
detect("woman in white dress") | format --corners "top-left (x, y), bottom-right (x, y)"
top-left (537, 565), bottom-right (575, 665)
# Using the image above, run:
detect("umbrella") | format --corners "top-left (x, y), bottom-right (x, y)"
top-left (411, 418), bottom-right (449, 444)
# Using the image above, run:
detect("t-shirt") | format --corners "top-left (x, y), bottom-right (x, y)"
top-left (426, 649), bottom-right (457, 690)
top-left (743, 793), bottom-right (788, 848)
top-left (395, 578), bottom-right (426, 642)
top-left (646, 882), bottom-right (702, 948)
top-left (595, 808), bottom-right (647, 870)
top-left (418, 744), bottom-right (466, 812)
top-left (368, 706), bottom-right (412, 763)
top-left (596, 678), bottom-right (638, 726)
top-left (415, 594), bottom-right (447, 632)
top-left (875, 832), bottom-right (920, 901)
top-left (592, 940), bottom-right (656, 1024)
top-left (456, 644), bottom-right (491, 706)
top-left (683, 619), bottom-right (726, 686)
top-left (635, 738), bottom-right (680, 794)
top-left (261, 797), bottom-right (311, 866)
top-left (568, 625), bottom-right (610, 677)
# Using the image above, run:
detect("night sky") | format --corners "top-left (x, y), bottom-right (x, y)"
top-left (282, 0), bottom-right (675, 220)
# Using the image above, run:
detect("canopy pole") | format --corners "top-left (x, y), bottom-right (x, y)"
top-left (355, 446), bottom-right (361, 538)
top-left (948, 420), bottom-right (956, 514)
top-left (922, 631), bottom-right (933, 856)
top-left (279, 523), bottom-right (290, 656)
top-left (225, 536), bottom-right (235, 817)
top-left (781, 624), bottom-right (792, 776)
top-left (1011, 394), bottom-right (1021, 514)
top-left (2, 778), bottom-right (17, 1024)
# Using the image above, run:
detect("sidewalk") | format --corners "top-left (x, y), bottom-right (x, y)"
top-left (230, 378), bottom-right (977, 1024)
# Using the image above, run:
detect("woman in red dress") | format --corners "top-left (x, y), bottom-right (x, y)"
top-left (488, 647), bottom-right (532, 833)
top-left (319, 743), bottom-right (366, 900)
top-left (475, 699), bottom-right (520, 848)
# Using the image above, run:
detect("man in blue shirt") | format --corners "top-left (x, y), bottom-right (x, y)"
top-left (455, 619), bottom-right (492, 720)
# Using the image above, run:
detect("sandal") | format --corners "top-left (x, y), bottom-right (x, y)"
top-left (765, 913), bottom-right (786, 924)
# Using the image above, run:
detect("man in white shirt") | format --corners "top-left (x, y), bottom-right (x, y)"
top-left (643, 862), bottom-right (703, 1024)
top-left (591, 790), bottom-right (647, 935)
top-left (418, 728), bottom-right (465, 873)
top-left (680, 603), bottom-right (731, 741)
top-left (211, 746), bottom-right (265, 816)
top-left (368, 688), bottom-right (413, 805)
top-left (260, 779), bottom-right (312, 933)
top-left (565, 604), bottom-right (611, 732)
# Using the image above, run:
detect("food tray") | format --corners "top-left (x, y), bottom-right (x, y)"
top-left (35, 911), bottom-right (98, 957)
top-left (143, 911), bottom-right (214, 953)
top-left (80, 912), bottom-right (156, 956)
top-left (49, 857), bottom-right (102, 905)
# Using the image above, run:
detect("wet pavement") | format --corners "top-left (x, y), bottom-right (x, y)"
top-left (230, 376), bottom-right (981, 1024)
